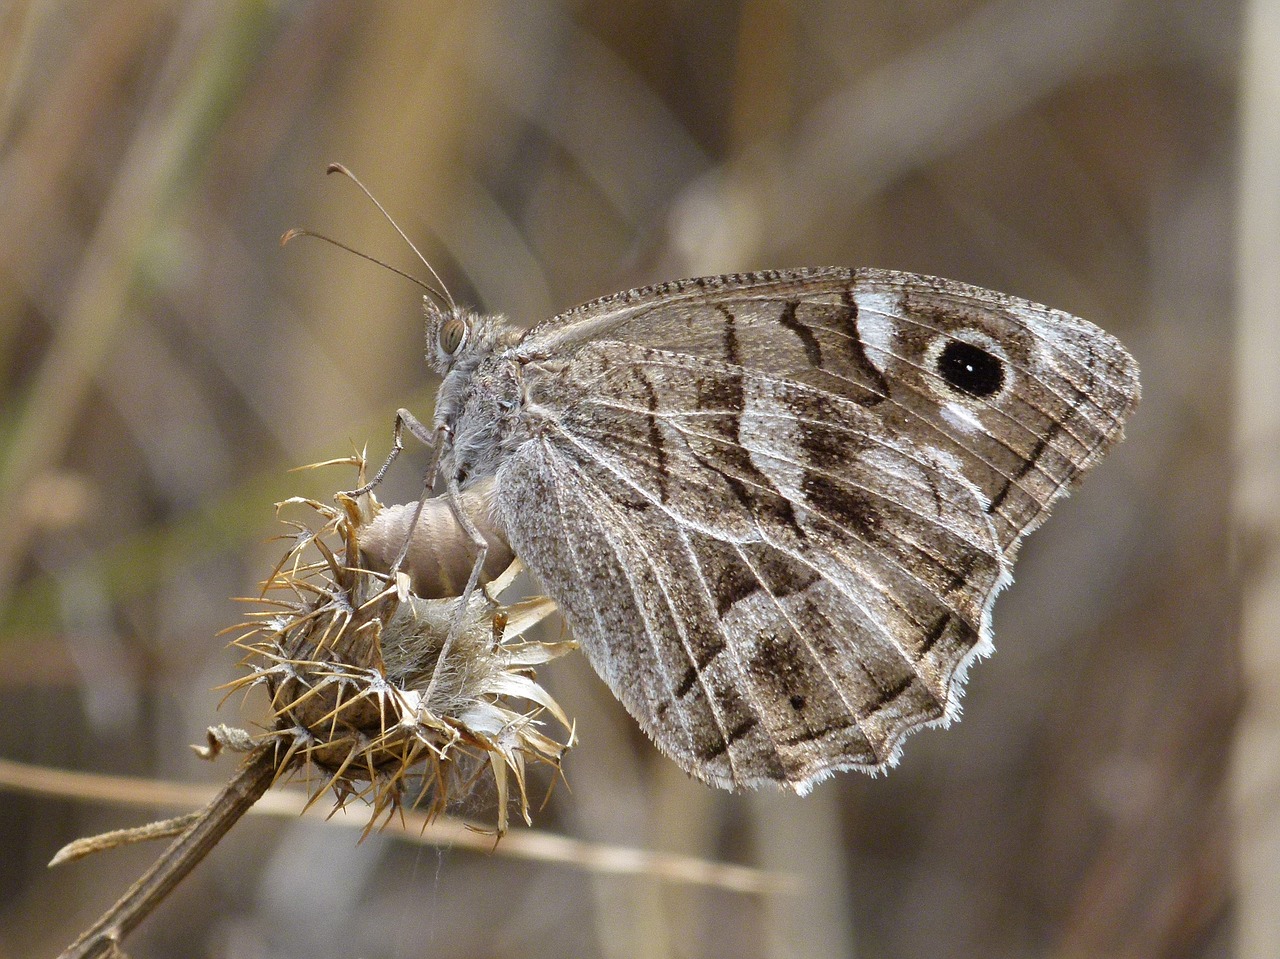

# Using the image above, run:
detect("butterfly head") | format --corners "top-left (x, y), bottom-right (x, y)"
top-left (424, 297), bottom-right (517, 376)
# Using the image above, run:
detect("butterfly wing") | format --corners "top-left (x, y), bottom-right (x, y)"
top-left (495, 269), bottom-right (1139, 790)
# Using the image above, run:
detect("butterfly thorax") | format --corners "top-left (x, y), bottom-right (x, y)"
top-left (432, 310), bottom-right (529, 490)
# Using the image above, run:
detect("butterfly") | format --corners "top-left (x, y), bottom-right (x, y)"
top-left (365, 267), bottom-right (1140, 794)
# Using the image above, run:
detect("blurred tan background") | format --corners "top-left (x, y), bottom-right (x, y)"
top-left (0, 1), bottom-right (1262, 957)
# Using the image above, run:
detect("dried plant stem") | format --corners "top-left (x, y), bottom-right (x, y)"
top-left (57, 745), bottom-right (277, 959)
top-left (49, 813), bottom-right (202, 866)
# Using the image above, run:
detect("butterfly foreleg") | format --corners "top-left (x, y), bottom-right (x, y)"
top-left (381, 420), bottom-right (451, 582)
top-left (341, 407), bottom-right (446, 584)
top-left (342, 407), bottom-right (438, 499)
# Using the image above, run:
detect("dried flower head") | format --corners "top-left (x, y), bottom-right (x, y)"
top-left (225, 466), bottom-right (576, 834)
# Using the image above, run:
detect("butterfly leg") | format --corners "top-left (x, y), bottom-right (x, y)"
top-left (341, 407), bottom-right (437, 499)
top-left (383, 422), bottom-right (450, 579)
top-left (342, 409), bottom-right (447, 591)
top-left (423, 475), bottom-right (492, 702)
top-left (443, 478), bottom-right (492, 607)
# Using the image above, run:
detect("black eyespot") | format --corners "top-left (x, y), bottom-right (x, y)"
top-left (439, 318), bottom-right (466, 355)
top-left (937, 339), bottom-right (1004, 398)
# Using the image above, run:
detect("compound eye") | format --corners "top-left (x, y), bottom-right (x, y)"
top-left (439, 318), bottom-right (466, 355)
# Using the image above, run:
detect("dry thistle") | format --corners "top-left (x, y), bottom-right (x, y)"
top-left (53, 465), bottom-right (577, 959)
top-left (224, 467), bottom-right (577, 834)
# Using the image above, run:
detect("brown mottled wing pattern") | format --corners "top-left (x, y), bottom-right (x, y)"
top-left (494, 269), bottom-right (1139, 791)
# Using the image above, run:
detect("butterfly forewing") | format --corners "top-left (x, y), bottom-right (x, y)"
top-left (436, 268), bottom-right (1138, 792)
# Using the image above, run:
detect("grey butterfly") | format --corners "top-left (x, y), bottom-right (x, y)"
top-left (371, 268), bottom-right (1140, 795)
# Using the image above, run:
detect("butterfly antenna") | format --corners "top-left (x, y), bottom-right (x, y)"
top-left (325, 162), bottom-right (458, 313)
top-left (280, 228), bottom-right (445, 299)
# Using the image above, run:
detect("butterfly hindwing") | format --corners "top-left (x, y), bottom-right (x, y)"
top-left (497, 334), bottom-right (1013, 789)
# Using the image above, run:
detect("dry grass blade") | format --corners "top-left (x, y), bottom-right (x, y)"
top-left (0, 755), bottom-right (795, 897)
